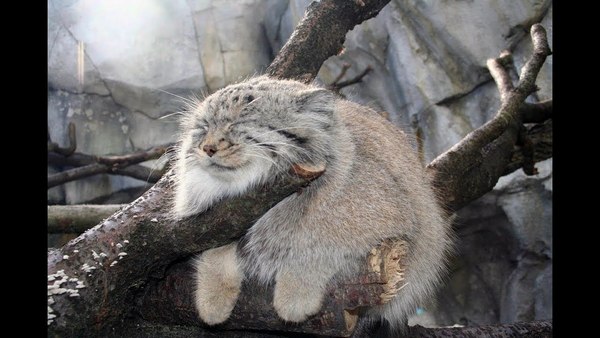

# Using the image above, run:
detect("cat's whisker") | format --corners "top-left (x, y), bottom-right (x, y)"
top-left (246, 144), bottom-right (298, 169)
top-left (159, 110), bottom-right (192, 120)
top-left (245, 152), bottom-right (280, 169)
top-left (245, 145), bottom-right (288, 169)
top-left (155, 88), bottom-right (196, 106)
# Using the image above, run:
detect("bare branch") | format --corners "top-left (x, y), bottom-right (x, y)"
top-left (266, 0), bottom-right (391, 83)
top-left (331, 62), bottom-right (352, 85)
top-left (407, 320), bottom-right (552, 337)
top-left (487, 51), bottom-right (514, 101)
top-left (47, 163), bottom-right (164, 188)
top-left (517, 24), bottom-right (552, 94)
top-left (328, 65), bottom-right (373, 92)
top-left (96, 144), bottom-right (170, 166)
top-left (48, 204), bottom-right (125, 234)
top-left (504, 119), bottom-right (552, 176)
top-left (48, 163), bottom-right (109, 188)
top-left (427, 24), bottom-right (552, 211)
top-left (48, 143), bottom-right (172, 188)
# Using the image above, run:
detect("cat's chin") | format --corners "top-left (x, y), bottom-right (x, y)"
top-left (200, 159), bottom-right (268, 183)
top-left (201, 161), bottom-right (246, 178)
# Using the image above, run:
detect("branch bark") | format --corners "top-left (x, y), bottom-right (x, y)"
top-left (427, 24), bottom-right (552, 212)
top-left (48, 205), bottom-right (125, 234)
top-left (266, 0), bottom-right (391, 83)
top-left (47, 0), bottom-right (552, 335)
top-left (48, 168), bottom-right (324, 336)
top-left (406, 320), bottom-right (552, 338)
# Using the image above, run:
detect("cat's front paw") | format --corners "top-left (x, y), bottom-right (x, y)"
top-left (273, 272), bottom-right (324, 322)
top-left (193, 243), bottom-right (243, 325)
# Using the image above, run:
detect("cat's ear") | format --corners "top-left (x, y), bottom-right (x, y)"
top-left (295, 88), bottom-right (335, 115)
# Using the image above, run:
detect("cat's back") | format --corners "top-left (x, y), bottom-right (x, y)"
top-left (334, 99), bottom-right (425, 186)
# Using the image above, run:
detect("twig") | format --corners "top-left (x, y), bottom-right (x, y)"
top-left (331, 62), bottom-right (352, 84)
top-left (48, 122), bottom-right (77, 156)
top-left (486, 51), bottom-right (514, 101)
top-left (96, 145), bottom-right (170, 166)
top-left (328, 65), bottom-right (373, 92)
top-left (48, 143), bottom-right (172, 188)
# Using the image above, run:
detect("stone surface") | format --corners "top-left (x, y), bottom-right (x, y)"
top-left (47, 0), bottom-right (552, 329)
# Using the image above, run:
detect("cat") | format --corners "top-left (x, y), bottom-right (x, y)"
top-left (172, 76), bottom-right (453, 331)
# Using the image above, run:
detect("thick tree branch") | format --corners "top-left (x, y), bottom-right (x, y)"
top-left (48, 205), bottom-right (125, 234)
top-left (407, 320), bottom-right (552, 337)
top-left (266, 0), bottom-right (391, 83)
top-left (48, 166), bottom-right (324, 336)
top-left (138, 239), bottom-right (407, 336)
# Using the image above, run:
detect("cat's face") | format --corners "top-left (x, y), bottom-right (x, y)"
top-left (178, 77), bottom-right (336, 181)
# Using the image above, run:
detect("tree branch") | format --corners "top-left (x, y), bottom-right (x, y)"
top-left (406, 320), bottom-right (552, 338)
top-left (47, 166), bottom-right (325, 336)
top-left (427, 24), bottom-right (552, 211)
top-left (266, 0), bottom-right (391, 83)
top-left (504, 119), bottom-right (552, 176)
top-left (48, 205), bottom-right (125, 234)
top-left (48, 144), bottom-right (171, 188)
top-left (328, 64), bottom-right (373, 93)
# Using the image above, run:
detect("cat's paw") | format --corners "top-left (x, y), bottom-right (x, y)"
top-left (193, 243), bottom-right (243, 325)
top-left (273, 273), bottom-right (324, 322)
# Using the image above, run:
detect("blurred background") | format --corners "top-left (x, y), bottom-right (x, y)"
top-left (47, 0), bottom-right (552, 329)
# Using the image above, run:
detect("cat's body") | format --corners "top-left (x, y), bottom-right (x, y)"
top-left (173, 76), bottom-right (452, 330)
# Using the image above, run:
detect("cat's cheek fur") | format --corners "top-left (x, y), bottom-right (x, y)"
top-left (174, 160), bottom-right (271, 218)
top-left (193, 243), bottom-right (243, 325)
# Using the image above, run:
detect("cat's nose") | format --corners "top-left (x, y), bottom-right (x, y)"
top-left (203, 144), bottom-right (217, 157)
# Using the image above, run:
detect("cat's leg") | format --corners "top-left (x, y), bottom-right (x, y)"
top-left (272, 264), bottom-right (335, 322)
top-left (193, 242), bottom-right (243, 325)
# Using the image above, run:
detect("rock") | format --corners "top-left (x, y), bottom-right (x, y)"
top-left (49, 0), bottom-right (206, 118)
top-left (47, 88), bottom-right (179, 203)
top-left (189, 0), bottom-right (272, 91)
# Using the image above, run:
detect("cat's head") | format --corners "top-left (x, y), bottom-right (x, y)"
top-left (177, 76), bottom-right (337, 182)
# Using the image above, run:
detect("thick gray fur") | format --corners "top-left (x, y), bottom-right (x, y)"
top-left (172, 76), bottom-right (453, 331)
